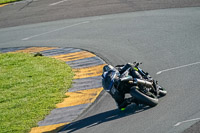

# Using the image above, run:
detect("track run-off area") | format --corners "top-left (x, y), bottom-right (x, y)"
top-left (0, 2), bottom-right (200, 133)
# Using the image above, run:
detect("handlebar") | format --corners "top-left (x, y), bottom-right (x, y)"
top-left (133, 62), bottom-right (142, 67)
top-left (115, 62), bottom-right (142, 68)
top-left (115, 65), bottom-right (124, 67)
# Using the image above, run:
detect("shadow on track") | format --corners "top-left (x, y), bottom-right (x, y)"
top-left (49, 104), bottom-right (151, 133)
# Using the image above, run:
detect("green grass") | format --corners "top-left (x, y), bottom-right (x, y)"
top-left (0, 52), bottom-right (74, 133)
top-left (0, 0), bottom-right (21, 4)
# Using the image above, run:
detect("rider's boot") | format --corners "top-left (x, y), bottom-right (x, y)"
top-left (118, 97), bottom-right (138, 111)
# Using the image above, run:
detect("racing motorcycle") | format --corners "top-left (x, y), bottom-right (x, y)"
top-left (102, 62), bottom-right (167, 108)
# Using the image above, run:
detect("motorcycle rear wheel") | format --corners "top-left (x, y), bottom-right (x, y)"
top-left (130, 86), bottom-right (158, 107)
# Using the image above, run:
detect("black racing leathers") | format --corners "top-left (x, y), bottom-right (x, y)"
top-left (108, 63), bottom-right (138, 109)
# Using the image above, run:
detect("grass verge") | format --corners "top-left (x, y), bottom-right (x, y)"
top-left (0, 0), bottom-right (21, 5)
top-left (0, 52), bottom-right (74, 133)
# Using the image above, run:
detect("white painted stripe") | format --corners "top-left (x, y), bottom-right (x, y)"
top-left (156, 61), bottom-right (200, 75)
top-left (49, 0), bottom-right (68, 6)
top-left (174, 118), bottom-right (200, 127)
top-left (22, 21), bottom-right (90, 41)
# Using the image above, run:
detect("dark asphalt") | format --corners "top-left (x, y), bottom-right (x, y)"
top-left (1, 0), bottom-right (200, 132)
top-left (0, 0), bottom-right (200, 28)
top-left (0, 7), bottom-right (200, 133)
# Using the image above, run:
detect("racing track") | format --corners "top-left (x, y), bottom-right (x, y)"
top-left (0, 7), bottom-right (200, 133)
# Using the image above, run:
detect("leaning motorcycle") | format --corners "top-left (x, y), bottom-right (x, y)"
top-left (102, 62), bottom-right (167, 108)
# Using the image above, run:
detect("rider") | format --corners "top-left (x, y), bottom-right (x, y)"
top-left (102, 63), bottom-right (140, 110)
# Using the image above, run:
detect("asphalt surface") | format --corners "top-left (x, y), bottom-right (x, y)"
top-left (0, 7), bottom-right (200, 133)
top-left (0, 0), bottom-right (200, 28)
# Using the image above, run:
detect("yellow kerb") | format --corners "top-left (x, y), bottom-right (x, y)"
top-left (11, 47), bottom-right (57, 53)
top-left (56, 87), bottom-right (103, 108)
top-left (0, 4), bottom-right (8, 7)
top-left (52, 51), bottom-right (96, 62)
top-left (73, 64), bottom-right (106, 79)
top-left (29, 122), bottom-right (69, 133)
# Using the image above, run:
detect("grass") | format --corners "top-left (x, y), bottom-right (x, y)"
top-left (0, 0), bottom-right (21, 4)
top-left (0, 52), bottom-right (74, 133)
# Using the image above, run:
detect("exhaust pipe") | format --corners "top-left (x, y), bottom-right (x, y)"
top-left (134, 78), bottom-right (152, 88)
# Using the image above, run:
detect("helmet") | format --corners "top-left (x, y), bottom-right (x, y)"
top-left (103, 65), bottom-right (115, 73)
top-left (102, 65), bottom-right (119, 91)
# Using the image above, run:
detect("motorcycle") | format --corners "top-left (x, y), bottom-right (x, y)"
top-left (102, 62), bottom-right (167, 108)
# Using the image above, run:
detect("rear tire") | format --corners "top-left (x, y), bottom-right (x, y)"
top-left (130, 86), bottom-right (158, 107)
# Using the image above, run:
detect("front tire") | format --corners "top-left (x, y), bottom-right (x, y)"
top-left (130, 86), bottom-right (158, 107)
top-left (158, 85), bottom-right (167, 97)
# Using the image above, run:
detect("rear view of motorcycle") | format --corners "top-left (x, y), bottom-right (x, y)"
top-left (102, 62), bottom-right (167, 110)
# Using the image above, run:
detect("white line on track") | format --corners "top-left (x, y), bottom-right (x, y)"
top-left (49, 0), bottom-right (68, 6)
top-left (156, 61), bottom-right (200, 75)
top-left (22, 21), bottom-right (90, 41)
top-left (174, 118), bottom-right (200, 127)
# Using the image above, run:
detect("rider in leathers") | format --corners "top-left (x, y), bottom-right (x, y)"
top-left (102, 63), bottom-right (142, 110)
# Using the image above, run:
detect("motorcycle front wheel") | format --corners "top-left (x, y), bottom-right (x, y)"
top-left (130, 86), bottom-right (158, 107)
top-left (158, 85), bottom-right (167, 97)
